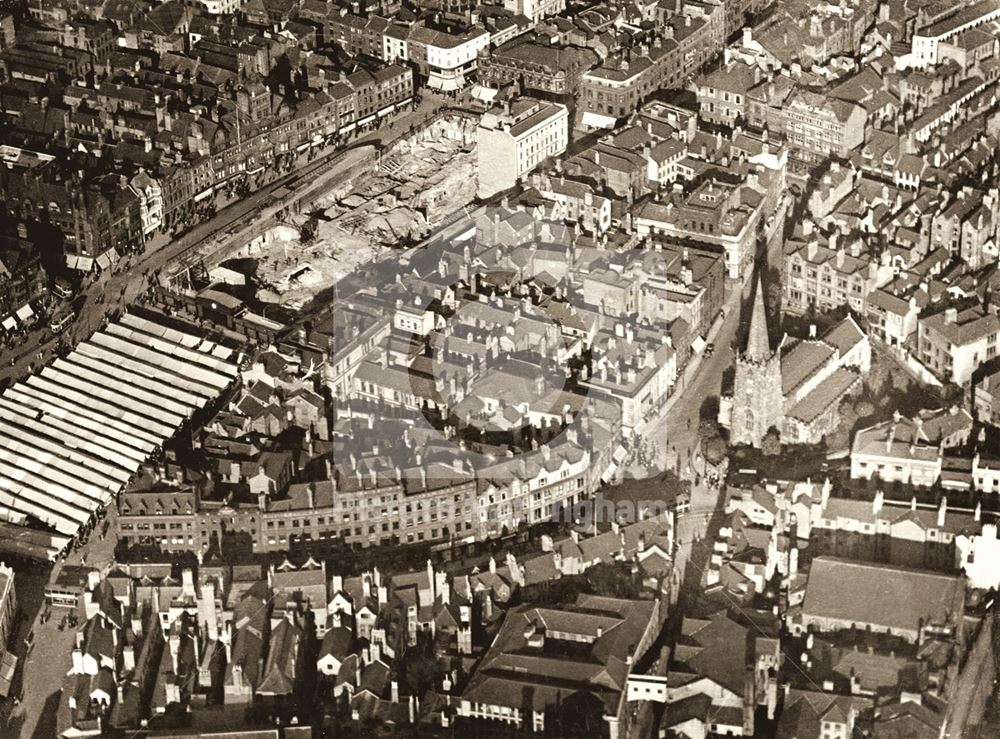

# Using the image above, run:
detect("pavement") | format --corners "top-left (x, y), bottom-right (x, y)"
top-left (3, 566), bottom-right (77, 739)
top-left (947, 614), bottom-right (996, 737)
top-left (5, 507), bottom-right (120, 739)
top-left (634, 272), bottom-right (747, 483)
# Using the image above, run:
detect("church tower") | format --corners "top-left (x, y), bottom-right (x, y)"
top-left (731, 276), bottom-right (783, 447)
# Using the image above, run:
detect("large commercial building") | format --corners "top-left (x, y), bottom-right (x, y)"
top-left (476, 97), bottom-right (568, 198)
top-left (795, 557), bottom-right (966, 644)
top-left (910, 0), bottom-right (1000, 67)
top-left (405, 25), bottom-right (490, 91)
top-left (459, 595), bottom-right (661, 738)
top-left (779, 91), bottom-right (867, 169)
top-left (477, 40), bottom-right (597, 95)
top-left (118, 436), bottom-right (592, 554)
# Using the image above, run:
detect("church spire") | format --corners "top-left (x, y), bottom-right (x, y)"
top-left (743, 275), bottom-right (772, 361)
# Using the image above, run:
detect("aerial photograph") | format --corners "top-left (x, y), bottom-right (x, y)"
top-left (0, 0), bottom-right (999, 735)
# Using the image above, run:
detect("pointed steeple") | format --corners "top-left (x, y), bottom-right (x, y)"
top-left (743, 275), bottom-right (772, 361)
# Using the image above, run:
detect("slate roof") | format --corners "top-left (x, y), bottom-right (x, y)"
top-left (257, 617), bottom-right (301, 695)
top-left (670, 611), bottom-right (749, 697)
top-left (801, 557), bottom-right (965, 635)
top-left (462, 594), bottom-right (654, 715)
top-left (777, 689), bottom-right (872, 739)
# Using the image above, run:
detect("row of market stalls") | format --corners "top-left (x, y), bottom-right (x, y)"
top-left (65, 246), bottom-right (120, 273)
top-left (0, 312), bottom-right (240, 558)
top-left (1, 303), bottom-right (36, 334)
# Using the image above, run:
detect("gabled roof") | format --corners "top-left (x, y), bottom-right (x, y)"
top-left (777, 689), bottom-right (871, 739)
top-left (257, 617), bottom-right (301, 695)
top-left (801, 557), bottom-right (965, 635)
top-left (462, 594), bottom-right (654, 715)
top-left (671, 611), bottom-right (749, 696)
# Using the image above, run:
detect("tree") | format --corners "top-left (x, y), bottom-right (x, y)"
top-left (557, 691), bottom-right (607, 738)
top-left (762, 426), bottom-right (781, 456)
top-left (699, 394), bottom-right (720, 422)
top-left (704, 434), bottom-right (728, 466)
top-left (399, 633), bottom-right (441, 697)
top-left (584, 562), bottom-right (640, 599)
top-left (299, 217), bottom-right (319, 244)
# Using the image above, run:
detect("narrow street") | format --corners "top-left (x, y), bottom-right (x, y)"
top-left (637, 192), bottom-right (789, 482)
top-left (638, 270), bottom-right (748, 483)
top-left (947, 615), bottom-right (996, 737)
top-left (627, 196), bottom-right (788, 600)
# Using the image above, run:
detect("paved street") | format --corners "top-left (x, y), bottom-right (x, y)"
top-left (947, 615), bottom-right (996, 737)
top-left (636, 195), bottom-right (787, 484)
top-left (3, 566), bottom-right (75, 739)
top-left (641, 276), bottom-right (747, 481)
top-left (6, 508), bottom-right (122, 739)
top-left (627, 199), bottom-right (788, 592)
top-left (0, 93), bottom-right (449, 386)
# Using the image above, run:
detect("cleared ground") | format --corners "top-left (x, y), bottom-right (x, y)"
top-left (254, 116), bottom-right (478, 309)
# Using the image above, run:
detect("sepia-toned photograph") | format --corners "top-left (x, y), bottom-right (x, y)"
top-left (0, 0), bottom-right (998, 735)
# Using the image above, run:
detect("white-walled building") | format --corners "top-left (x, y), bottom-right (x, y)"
top-left (407, 26), bottom-right (490, 91)
top-left (910, 0), bottom-right (1000, 67)
top-left (918, 304), bottom-right (1000, 386)
top-left (957, 522), bottom-right (1000, 589)
top-left (130, 171), bottom-right (163, 237)
top-left (195, 0), bottom-right (244, 14)
top-left (477, 98), bottom-right (568, 198)
top-left (503, 0), bottom-right (565, 23)
top-left (850, 408), bottom-right (973, 486)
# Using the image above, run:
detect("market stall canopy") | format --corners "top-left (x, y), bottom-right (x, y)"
top-left (0, 312), bottom-right (240, 552)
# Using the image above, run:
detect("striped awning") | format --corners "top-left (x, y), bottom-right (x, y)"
top-left (0, 313), bottom-right (239, 543)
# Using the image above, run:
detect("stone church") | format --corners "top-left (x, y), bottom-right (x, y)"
top-left (721, 277), bottom-right (870, 447)
top-left (728, 278), bottom-right (784, 446)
